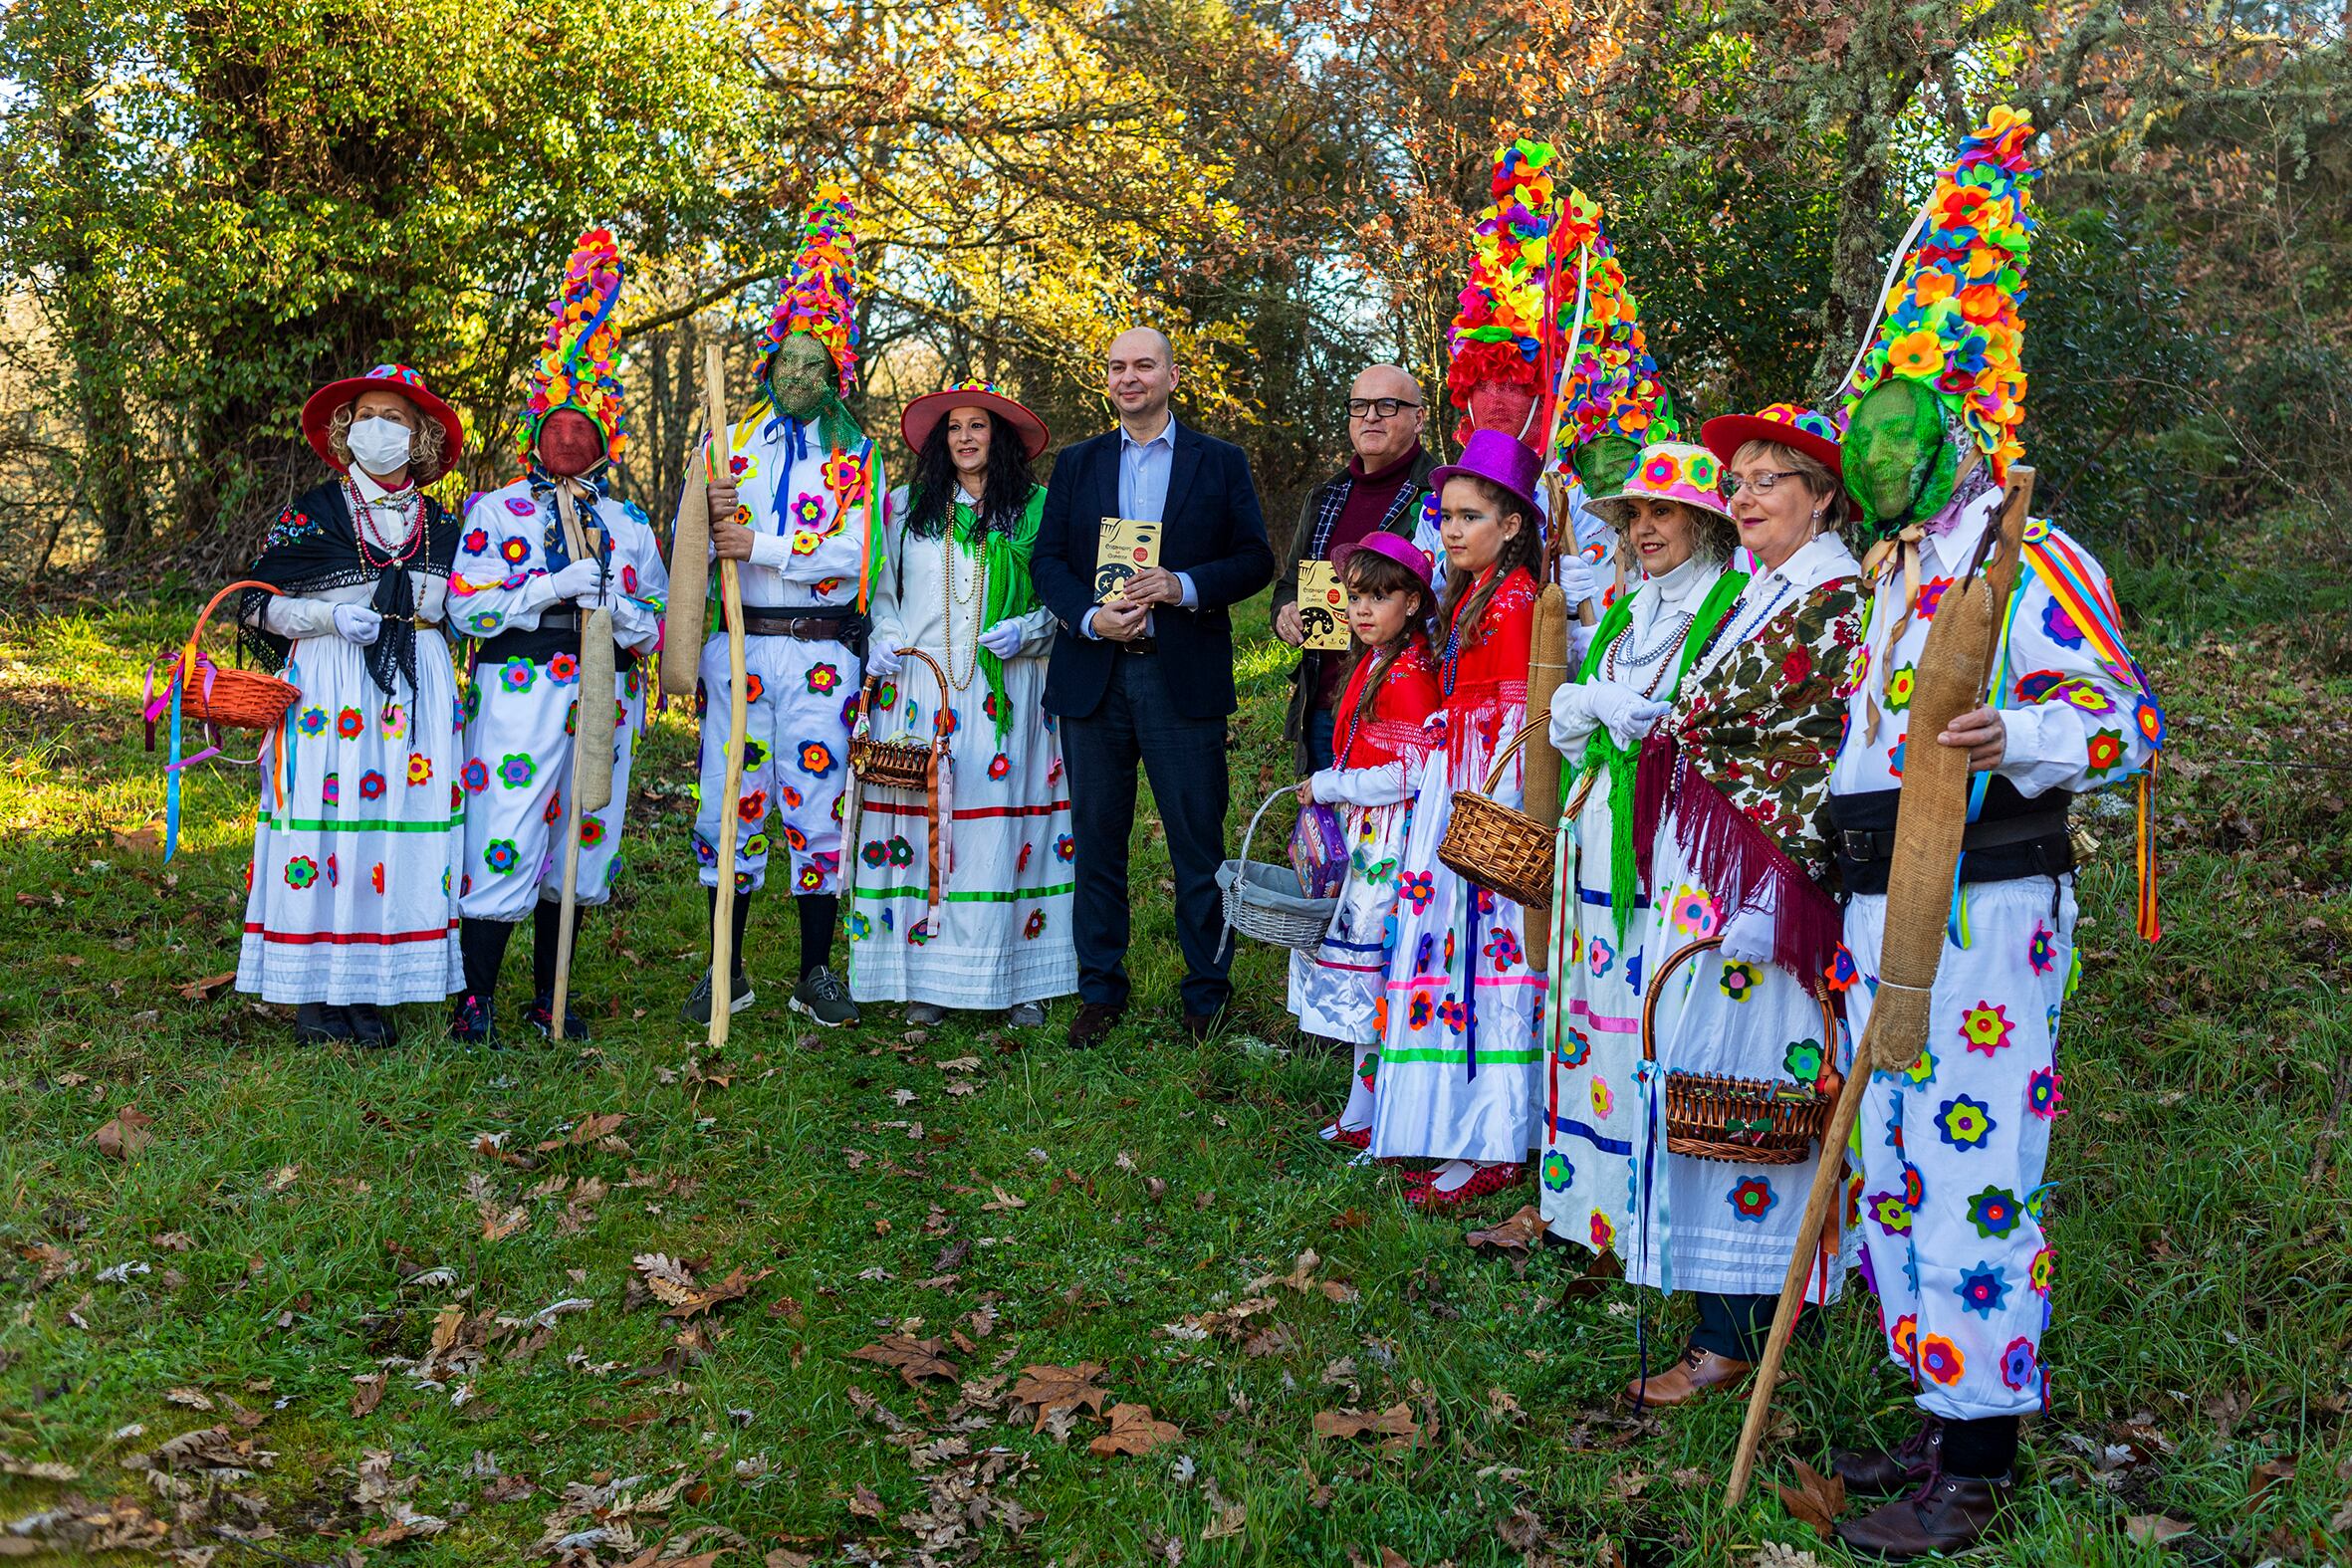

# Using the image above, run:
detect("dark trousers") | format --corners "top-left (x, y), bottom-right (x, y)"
top-left (1060, 650), bottom-right (1232, 1016)
top-left (1301, 705), bottom-right (1336, 774)
top-left (1690, 1291), bottom-right (1821, 1362)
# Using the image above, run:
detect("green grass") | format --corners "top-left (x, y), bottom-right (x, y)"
top-left (1, 544), bottom-right (2347, 1568)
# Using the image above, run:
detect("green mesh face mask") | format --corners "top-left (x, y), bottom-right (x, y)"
top-left (1843, 378), bottom-right (1961, 540)
top-left (1572, 434), bottom-right (1641, 498)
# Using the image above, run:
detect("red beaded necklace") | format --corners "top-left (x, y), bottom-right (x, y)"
top-left (344, 475), bottom-right (425, 570)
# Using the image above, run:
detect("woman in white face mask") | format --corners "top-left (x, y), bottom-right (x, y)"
top-left (233, 364), bottom-right (469, 1048)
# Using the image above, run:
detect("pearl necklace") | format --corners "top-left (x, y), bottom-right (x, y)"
top-left (941, 505), bottom-right (988, 691)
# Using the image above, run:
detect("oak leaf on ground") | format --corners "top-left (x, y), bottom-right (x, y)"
top-left (848, 1333), bottom-right (960, 1388)
top-left (1775, 1458), bottom-right (1846, 1536)
top-left (1088, 1403), bottom-right (1181, 1456)
top-left (1009, 1363), bottom-right (1108, 1431)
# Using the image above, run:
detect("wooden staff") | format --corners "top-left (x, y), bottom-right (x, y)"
top-left (548, 484), bottom-right (615, 1032)
top-left (700, 342), bottom-right (747, 1045)
top-left (1724, 466), bottom-right (2036, 1508)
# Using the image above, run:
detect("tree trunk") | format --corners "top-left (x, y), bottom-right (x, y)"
top-left (45, 0), bottom-right (142, 557)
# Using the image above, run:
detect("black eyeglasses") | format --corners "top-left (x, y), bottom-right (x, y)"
top-left (1720, 469), bottom-right (1804, 498)
top-left (1345, 398), bottom-right (1421, 419)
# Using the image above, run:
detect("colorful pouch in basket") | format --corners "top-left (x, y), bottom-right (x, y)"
top-left (1288, 801), bottom-right (1348, 898)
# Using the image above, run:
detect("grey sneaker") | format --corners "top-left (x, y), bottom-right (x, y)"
top-left (790, 966), bottom-right (859, 1028)
top-left (905, 1002), bottom-right (947, 1026)
top-left (679, 970), bottom-right (754, 1026)
top-left (1008, 1002), bottom-right (1047, 1027)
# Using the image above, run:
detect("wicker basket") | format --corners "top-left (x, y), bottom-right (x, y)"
top-left (158, 580), bottom-right (301, 733)
top-left (1641, 935), bottom-right (1842, 1164)
top-left (850, 646), bottom-right (951, 790)
top-left (1436, 724), bottom-right (1554, 909)
top-left (1216, 786), bottom-right (1341, 955)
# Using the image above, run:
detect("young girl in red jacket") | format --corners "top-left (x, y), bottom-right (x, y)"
top-left (1287, 532), bottom-right (1443, 1146)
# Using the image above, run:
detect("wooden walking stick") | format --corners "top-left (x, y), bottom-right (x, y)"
top-left (548, 484), bottom-right (616, 1033)
top-left (1724, 467), bottom-right (2035, 1508)
top-left (698, 342), bottom-right (749, 1045)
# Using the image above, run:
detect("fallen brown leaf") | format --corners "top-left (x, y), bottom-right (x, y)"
top-left (95, 1105), bottom-right (155, 1161)
top-left (2123, 1514), bottom-right (2195, 1544)
top-left (1312, 1403), bottom-right (1421, 1452)
top-left (2249, 1456), bottom-right (2297, 1501)
top-left (351, 1373), bottom-right (386, 1418)
top-left (980, 1185), bottom-right (1027, 1212)
top-left (1010, 1363), bottom-right (1108, 1431)
top-left (175, 972), bottom-right (236, 1003)
top-left (848, 1333), bottom-right (960, 1388)
top-left (1088, 1402), bottom-right (1181, 1457)
top-left (847, 1483), bottom-right (884, 1518)
top-left (1464, 1204), bottom-right (1547, 1256)
top-left (1775, 1457), bottom-right (1846, 1537)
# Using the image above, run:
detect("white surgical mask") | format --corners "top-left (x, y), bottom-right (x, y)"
top-left (347, 415), bottom-right (413, 477)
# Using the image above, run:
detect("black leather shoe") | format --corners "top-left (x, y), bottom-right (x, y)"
top-left (1834, 1469), bottom-right (2010, 1559)
top-left (294, 1003), bottom-right (354, 1044)
top-left (346, 1004), bottom-right (399, 1049)
top-left (1066, 1002), bottom-right (1124, 1048)
top-left (1833, 1416), bottom-right (1945, 1496)
top-left (1182, 1008), bottom-right (1224, 1041)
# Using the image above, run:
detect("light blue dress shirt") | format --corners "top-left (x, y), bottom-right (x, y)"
top-left (1085, 414), bottom-right (1197, 636)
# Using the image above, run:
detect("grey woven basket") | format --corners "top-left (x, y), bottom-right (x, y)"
top-left (1216, 786), bottom-right (1341, 957)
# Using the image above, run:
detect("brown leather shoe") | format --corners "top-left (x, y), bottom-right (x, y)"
top-left (1066, 1002), bottom-right (1125, 1048)
top-left (1832, 1416), bottom-right (1945, 1496)
top-left (1621, 1344), bottom-right (1752, 1408)
top-left (1833, 1470), bottom-right (2010, 1559)
top-left (1181, 1008), bottom-right (1222, 1041)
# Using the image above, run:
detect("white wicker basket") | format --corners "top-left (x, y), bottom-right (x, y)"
top-left (1216, 786), bottom-right (1342, 956)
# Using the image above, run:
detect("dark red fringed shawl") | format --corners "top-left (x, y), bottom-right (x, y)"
top-left (1633, 573), bottom-right (1865, 988)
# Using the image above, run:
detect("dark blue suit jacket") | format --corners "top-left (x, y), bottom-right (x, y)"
top-left (1032, 422), bottom-right (1275, 721)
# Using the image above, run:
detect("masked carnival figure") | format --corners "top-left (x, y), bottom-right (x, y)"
top-left (445, 229), bottom-right (668, 1045)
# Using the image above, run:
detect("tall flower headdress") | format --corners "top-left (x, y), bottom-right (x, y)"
top-left (1445, 140), bottom-right (1582, 445)
top-left (1836, 107), bottom-right (2037, 536)
top-left (1548, 195), bottom-right (1675, 494)
top-left (760, 183), bottom-right (860, 397)
top-left (522, 227), bottom-right (625, 462)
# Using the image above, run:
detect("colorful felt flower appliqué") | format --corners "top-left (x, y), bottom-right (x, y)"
top-left (1407, 994), bottom-right (1434, 1031)
top-left (1023, 909), bottom-right (1047, 940)
top-left (501, 659), bottom-right (535, 693)
top-left (1728, 1177), bottom-right (1776, 1223)
top-left (2028, 1245), bottom-right (2055, 1297)
top-left (1670, 885), bottom-right (1720, 938)
top-left (284, 855), bottom-right (319, 890)
top-left (501, 538), bottom-right (531, 565)
top-left (483, 839), bottom-right (520, 873)
top-left (987, 753), bottom-right (1012, 782)
top-left (406, 753), bottom-right (430, 786)
top-left (1540, 1149), bottom-right (1571, 1192)
top-left (1585, 935), bottom-right (1614, 979)
top-left (1483, 929), bottom-right (1524, 972)
top-left (1589, 1077), bottom-right (1613, 1118)
top-left (358, 770), bottom-right (386, 800)
top-left (1719, 961), bottom-right (1759, 1003)
top-left (1967, 1185), bottom-right (2022, 1238)
top-left (580, 817), bottom-right (605, 847)
top-left (1999, 1337), bottom-right (2039, 1393)
top-left (461, 759), bottom-right (489, 793)
top-left (1916, 1334), bottom-right (1967, 1386)
top-left (1437, 997), bottom-right (1469, 1034)
top-left (1399, 871), bottom-right (1436, 913)
top-left (2026, 1065), bottom-right (2063, 1119)
top-left (1782, 1037), bottom-right (1824, 1082)
top-left (2027, 922), bottom-right (2057, 975)
top-left (499, 754), bottom-right (534, 789)
top-left (299, 706), bottom-right (329, 737)
top-left (737, 788), bottom-right (768, 823)
top-left (806, 663), bottom-right (840, 696)
top-left (1955, 1261), bottom-right (2013, 1318)
top-left (2085, 729), bottom-right (2126, 776)
top-left (1055, 834), bottom-right (1075, 862)
top-left (1959, 1002), bottom-right (2013, 1055)
top-left (1937, 1094), bottom-right (1996, 1151)
top-left (799, 741), bottom-right (836, 777)
top-left (337, 708), bottom-right (363, 739)
top-left (1589, 1210), bottom-right (1615, 1252)
top-left (1868, 1192), bottom-right (1914, 1235)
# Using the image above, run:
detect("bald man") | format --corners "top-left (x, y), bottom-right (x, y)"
top-left (1271, 364), bottom-right (1436, 773)
top-left (1030, 327), bottom-right (1276, 1047)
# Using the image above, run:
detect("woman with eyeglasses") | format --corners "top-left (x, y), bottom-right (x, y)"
top-left (1558, 406), bottom-right (1867, 1410)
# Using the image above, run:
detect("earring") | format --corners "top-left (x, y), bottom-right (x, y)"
top-left (1811, 508), bottom-right (1824, 522)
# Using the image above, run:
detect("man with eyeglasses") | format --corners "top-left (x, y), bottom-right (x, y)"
top-left (1272, 364), bottom-right (1438, 773)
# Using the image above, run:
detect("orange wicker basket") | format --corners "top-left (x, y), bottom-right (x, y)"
top-left (157, 580), bottom-right (301, 732)
top-left (1641, 935), bottom-right (1841, 1165)
top-left (1436, 724), bottom-right (1555, 908)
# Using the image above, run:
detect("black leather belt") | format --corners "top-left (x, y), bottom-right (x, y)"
top-left (741, 606), bottom-right (868, 643)
top-left (1120, 636), bottom-right (1158, 656)
top-left (1835, 810), bottom-right (2070, 863)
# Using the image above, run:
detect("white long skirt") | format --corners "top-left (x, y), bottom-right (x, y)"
top-left (235, 631), bottom-right (464, 1004)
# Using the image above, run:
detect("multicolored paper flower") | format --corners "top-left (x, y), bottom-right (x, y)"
top-left (522, 226), bottom-right (627, 462)
top-left (760, 184), bottom-right (860, 396)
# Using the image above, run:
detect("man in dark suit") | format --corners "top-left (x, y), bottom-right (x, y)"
top-left (1031, 328), bottom-right (1276, 1046)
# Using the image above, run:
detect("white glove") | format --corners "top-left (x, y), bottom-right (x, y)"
top-left (332, 604), bottom-right (383, 646)
top-left (1720, 905), bottom-right (1777, 965)
top-left (1557, 553), bottom-right (1600, 612)
top-left (1547, 684), bottom-right (1599, 753)
top-left (864, 642), bottom-right (903, 679)
top-left (1586, 683), bottom-right (1669, 750)
top-left (978, 618), bottom-right (1024, 659)
top-left (548, 558), bottom-right (605, 605)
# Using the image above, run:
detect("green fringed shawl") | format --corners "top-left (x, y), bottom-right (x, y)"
top-left (1573, 569), bottom-right (1748, 943)
top-left (926, 483), bottom-right (1047, 742)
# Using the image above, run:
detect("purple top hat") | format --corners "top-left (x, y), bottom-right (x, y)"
top-left (1330, 528), bottom-right (1435, 591)
top-left (1428, 428), bottom-right (1543, 526)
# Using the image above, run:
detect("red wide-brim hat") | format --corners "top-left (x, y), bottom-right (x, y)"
top-left (301, 363), bottom-right (466, 482)
top-left (899, 383), bottom-right (1051, 462)
top-left (1701, 404), bottom-right (1843, 479)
